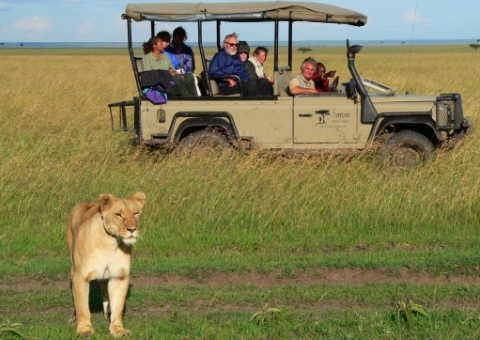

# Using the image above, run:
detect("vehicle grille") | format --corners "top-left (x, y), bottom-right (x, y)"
top-left (436, 93), bottom-right (463, 130)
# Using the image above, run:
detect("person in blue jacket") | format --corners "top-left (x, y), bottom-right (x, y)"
top-left (208, 32), bottom-right (272, 96)
top-left (165, 26), bottom-right (195, 74)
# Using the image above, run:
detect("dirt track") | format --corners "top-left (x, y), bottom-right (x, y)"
top-left (2, 268), bottom-right (479, 291)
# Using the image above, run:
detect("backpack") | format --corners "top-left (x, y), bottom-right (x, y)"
top-left (140, 69), bottom-right (178, 96)
top-left (143, 85), bottom-right (167, 104)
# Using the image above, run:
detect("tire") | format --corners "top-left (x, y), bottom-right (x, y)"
top-left (177, 129), bottom-right (232, 155)
top-left (382, 130), bottom-right (435, 168)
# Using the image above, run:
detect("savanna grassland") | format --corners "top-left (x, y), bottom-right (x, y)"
top-left (1, 44), bottom-right (480, 339)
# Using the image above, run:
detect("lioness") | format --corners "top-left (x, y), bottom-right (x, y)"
top-left (66, 192), bottom-right (146, 337)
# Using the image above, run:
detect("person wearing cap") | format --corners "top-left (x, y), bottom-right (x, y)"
top-left (237, 40), bottom-right (256, 80)
top-left (209, 32), bottom-right (272, 96)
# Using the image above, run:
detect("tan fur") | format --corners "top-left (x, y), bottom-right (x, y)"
top-left (67, 192), bottom-right (146, 337)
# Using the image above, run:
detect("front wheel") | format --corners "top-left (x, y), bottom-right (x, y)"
top-left (177, 129), bottom-right (232, 155)
top-left (382, 130), bottom-right (435, 168)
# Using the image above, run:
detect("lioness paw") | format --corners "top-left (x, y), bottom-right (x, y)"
top-left (77, 324), bottom-right (94, 336)
top-left (110, 325), bottom-right (131, 338)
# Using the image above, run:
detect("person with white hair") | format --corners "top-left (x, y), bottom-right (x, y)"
top-left (209, 32), bottom-right (272, 96)
top-left (288, 57), bottom-right (319, 95)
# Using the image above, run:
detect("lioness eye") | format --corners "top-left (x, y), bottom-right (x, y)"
top-left (115, 213), bottom-right (123, 218)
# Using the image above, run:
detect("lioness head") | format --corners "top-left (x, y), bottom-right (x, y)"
top-left (99, 192), bottom-right (146, 246)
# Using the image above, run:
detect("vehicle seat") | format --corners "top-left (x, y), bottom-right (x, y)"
top-left (200, 70), bottom-right (220, 96)
top-left (134, 56), bottom-right (144, 73)
top-left (202, 59), bottom-right (241, 97)
top-left (134, 56), bottom-right (144, 97)
top-left (278, 87), bottom-right (289, 97)
top-left (274, 66), bottom-right (292, 96)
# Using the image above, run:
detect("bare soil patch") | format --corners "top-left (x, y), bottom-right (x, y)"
top-left (1, 267), bottom-right (479, 291)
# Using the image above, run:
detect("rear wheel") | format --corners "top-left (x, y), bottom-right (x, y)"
top-left (382, 130), bottom-right (435, 168)
top-left (177, 129), bottom-right (232, 155)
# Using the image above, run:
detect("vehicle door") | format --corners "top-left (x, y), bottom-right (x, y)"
top-left (293, 94), bottom-right (359, 147)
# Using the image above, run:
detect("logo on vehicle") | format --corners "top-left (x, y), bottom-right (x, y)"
top-left (332, 110), bottom-right (351, 123)
top-left (315, 110), bottom-right (330, 124)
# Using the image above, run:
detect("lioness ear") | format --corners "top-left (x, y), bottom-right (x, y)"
top-left (98, 194), bottom-right (115, 211)
top-left (130, 192), bottom-right (146, 208)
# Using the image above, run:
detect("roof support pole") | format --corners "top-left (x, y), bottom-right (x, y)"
top-left (198, 21), bottom-right (206, 65)
top-left (150, 21), bottom-right (155, 38)
top-left (274, 20), bottom-right (279, 71)
top-left (127, 18), bottom-right (141, 96)
top-left (216, 21), bottom-right (222, 52)
top-left (288, 19), bottom-right (293, 69)
top-left (198, 21), bottom-right (213, 96)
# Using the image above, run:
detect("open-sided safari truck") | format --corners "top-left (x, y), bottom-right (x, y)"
top-left (114, 1), bottom-right (473, 167)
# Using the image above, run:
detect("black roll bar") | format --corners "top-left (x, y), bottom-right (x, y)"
top-left (273, 20), bottom-right (279, 71)
top-left (288, 19), bottom-right (293, 69)
top-left (126, 18), bottom-right (142, 97)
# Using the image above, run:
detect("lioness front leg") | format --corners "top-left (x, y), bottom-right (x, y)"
top-left (108, 277), bottom-right (131, 337)
top-left (71, 276), bottom-right (94, 336)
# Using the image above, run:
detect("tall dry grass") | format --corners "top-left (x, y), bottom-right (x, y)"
top-left (0, 46), bottom-right (479, 279)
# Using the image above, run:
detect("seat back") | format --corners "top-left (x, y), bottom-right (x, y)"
top-left (274, 66), bottom-right (292, 96)
top-left (203, 59), bottom-right (242, 97)
top-left (204, 59), bottom-right (221, 96)
top-left (133, 56), bottom-right (144, 95)
top-left (134, 56), bottom-right (144, 73)
top-left (200, 70), bottom-right (219, 96)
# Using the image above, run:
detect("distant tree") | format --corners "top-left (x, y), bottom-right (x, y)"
top-left (19, 43), bottom-right (24, 47)
top-left (297, 47), bottom-right (312, 53)
top-left (0, 43), bottom-right (3, 48)
top-left (468, 44), bottom-right (480, 52)
top-left (401, 41), bottom-right (406, 44)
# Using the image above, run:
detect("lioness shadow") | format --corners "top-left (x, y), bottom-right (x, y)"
top-left (69, 280), bottom-right (132, 315)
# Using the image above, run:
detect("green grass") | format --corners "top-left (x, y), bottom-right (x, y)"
top-left (1, 46), bottom-right (480, 338)
top-left (3, 284), bottom-right (480, 339)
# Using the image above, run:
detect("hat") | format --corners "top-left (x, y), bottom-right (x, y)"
top-left (237, 40), bottom-right (250, 54)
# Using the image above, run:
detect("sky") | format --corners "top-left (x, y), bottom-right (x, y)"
top-left (0, 0), bottom-right (479, 43)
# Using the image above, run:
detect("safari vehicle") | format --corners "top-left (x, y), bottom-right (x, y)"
top-left (113, 1), bottom-right (473, 166)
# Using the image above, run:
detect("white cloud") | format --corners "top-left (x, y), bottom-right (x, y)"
top-left (7, 16), bottom-right (52, 40)
top-left (0, 2), bottom-right (12, 10)
top-left (401, 10), bottom-right (432, 25)
top-left (76, 22), bottom-right (92, 35)
top-left (13, 16), bottom-right (51, 33)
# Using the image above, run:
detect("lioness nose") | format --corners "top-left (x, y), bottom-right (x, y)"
top-left (127, 226), bottom-right (137, 233)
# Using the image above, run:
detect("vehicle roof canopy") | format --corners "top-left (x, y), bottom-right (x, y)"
top-left (123, 1), bottom-right (367, 26)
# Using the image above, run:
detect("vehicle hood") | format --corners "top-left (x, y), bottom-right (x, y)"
top-left (370, 94), bottom-right (437, 103)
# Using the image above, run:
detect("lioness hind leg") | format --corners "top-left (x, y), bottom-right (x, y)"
top-left (99, 279), bottom-right (110, 320)
top-left (108, 277), bottom-right (130, 338)
top-left (68, 315), bottom-right (76, 325)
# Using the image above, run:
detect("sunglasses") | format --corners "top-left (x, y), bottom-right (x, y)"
top-left (225, 42), bottom-right (239, 47)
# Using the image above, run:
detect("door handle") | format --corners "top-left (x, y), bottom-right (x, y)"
top-left (298, 113), bottom-right (312, 117)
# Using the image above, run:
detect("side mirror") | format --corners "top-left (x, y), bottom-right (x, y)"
top-left (342, 79), bottom-right (356, 99)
